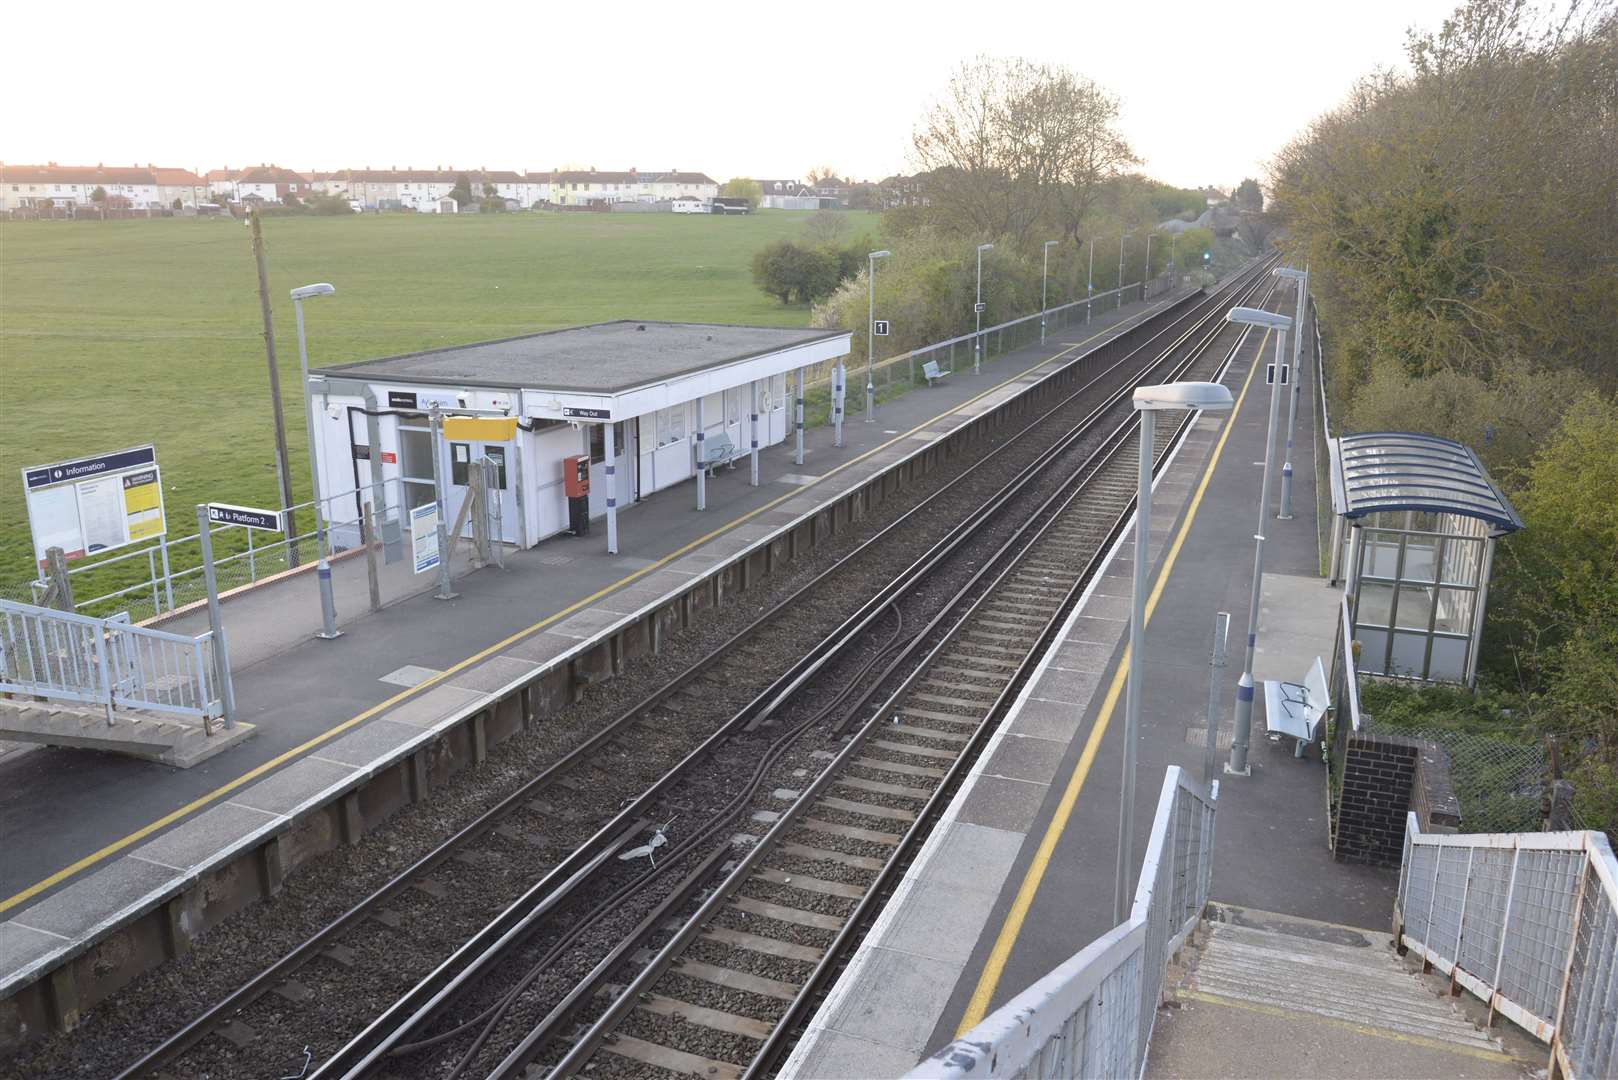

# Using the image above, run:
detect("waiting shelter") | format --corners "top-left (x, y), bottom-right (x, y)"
top-left (1326, 432), bottom-right (1523, 685)
top-left (307, 321), bottom-right (851, 555)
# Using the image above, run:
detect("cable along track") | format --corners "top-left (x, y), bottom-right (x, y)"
top-left (484, 266), bottom-right (1278, 1080)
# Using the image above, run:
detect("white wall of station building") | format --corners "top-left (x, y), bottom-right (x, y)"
top-left (309, 332), bottom-right (846, 550)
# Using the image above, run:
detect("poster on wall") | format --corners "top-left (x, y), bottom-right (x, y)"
top-left (22, 445), bottom-right (167, 567)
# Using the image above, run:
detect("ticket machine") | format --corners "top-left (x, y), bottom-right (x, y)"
top-left (564, 454), bottom-right (591, 536)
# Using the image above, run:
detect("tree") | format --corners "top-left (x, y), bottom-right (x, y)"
top-left (90, 186), bottom-right (107, 203)
top-left (806, 166), bottom-right (841, 188)
top-left (482, 182), bottom-right (497, 198)
top-left (171, 197), bottom-right (183, 210)
top-left (802, 210), bottom-right (848, 247)
top-left (1232, 178), bottom-right (1263, 211)
top-left (450, 173), bottom-right (474, 207)
top-left (720, 177), bottom-right (763, 209)
top-left (910, 56), bottom-right (1136, 251)
top-left (751, 240), bottom-right (840, 305)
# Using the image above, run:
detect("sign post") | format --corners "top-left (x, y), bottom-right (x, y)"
top-left (428, 405), bottom-right (457, 600)
top-left (195, 505), bottom-right (236, 729)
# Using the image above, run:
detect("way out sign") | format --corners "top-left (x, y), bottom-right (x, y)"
top-left (872, 320), bottom-right (890, 337)
top-left (1266, 363), bottom-right (1290, 386)
top-left (207, 502), bottom-right (283, 532)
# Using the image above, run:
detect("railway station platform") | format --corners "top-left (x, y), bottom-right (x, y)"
top-left (0, 286), bottom-right (1195, 1037)
top-left (782, 284), bottom-right (1437, 1077)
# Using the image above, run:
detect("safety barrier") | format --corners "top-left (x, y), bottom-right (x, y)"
top-left (1396, 815), bottom-right (1618, 1078)
top-left (912, 767), bottom-right (1217, 1079)
top-left (0, 598), bottom-right (228, 726)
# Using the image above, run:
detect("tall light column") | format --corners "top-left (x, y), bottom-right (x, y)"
top-left (1143, 234), bottom-right (1154, 299)
top-left (866, 249), bottom-right (890, 421)
top-left (1272, 266), bottom-right (1309, 519)
top-left (1087, 238), bottom-right (1095, 324)
top-left (974, 243), bottom-right (993, 374)
top-left (1040, 239), bottom-right (1058, 344)
top-left (290, 282), bottom-right (340, 640)
top-left (1117, 234), bottom-right (1128, 311)
top-left (1223, 307), bottom-right (1293, 775)
top-left (1116, 381), bottom-right (1234, 922)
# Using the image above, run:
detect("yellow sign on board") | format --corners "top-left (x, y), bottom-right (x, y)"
top-left (121, 468), bottom-right (166, 541)
top-left (442, 417), bottom-right (518, 441)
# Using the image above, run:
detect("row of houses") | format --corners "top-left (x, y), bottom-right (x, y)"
top-left (1, 164), bottom-right (211, 212)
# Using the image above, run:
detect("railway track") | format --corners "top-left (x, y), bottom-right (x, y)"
top-left (501, 269), bottom-right (1281, 1080)
top-left (111, 261), bottom-right (1274, 1080)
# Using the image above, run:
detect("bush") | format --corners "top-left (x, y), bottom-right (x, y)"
top-left (751, 241), bottom-right (839, 305)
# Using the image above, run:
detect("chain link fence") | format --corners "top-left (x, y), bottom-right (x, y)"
top-left (1360, 711), bottom-right (1546, 833)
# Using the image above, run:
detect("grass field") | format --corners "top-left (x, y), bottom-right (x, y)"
top-left (0, 210), bottom-right (879, 585)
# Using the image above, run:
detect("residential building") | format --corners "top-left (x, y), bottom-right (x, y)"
top-left (548, 168), bottom-right (717, 206)
top-left (203, 165), bottom-right (312, 204)
top-left (1, 164), bottom-right (177, 211)
top-left (153, 168), bottom-right (208, 208)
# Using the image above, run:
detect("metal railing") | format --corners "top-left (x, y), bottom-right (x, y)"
top-left (1396, 814), bottom-right (1618, 1078)
top-left (0, 597), bottom-right (229, 728)
top-left (912, 767), bottom-right (1217, 1079)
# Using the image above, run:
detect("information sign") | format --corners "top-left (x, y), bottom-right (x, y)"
top-left (973, 302), bottom-right (986, 314)
top-left (22, 445), bottom-right (167, 567)
top-left (411, 501), bottom-right (442, 574)
top-left (872, 320), bottom-right (890, 337)
top-left (562, 407), bottom-right (612, 421)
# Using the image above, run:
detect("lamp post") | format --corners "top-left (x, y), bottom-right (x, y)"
top-left (1271, 266), bottom-right (1309, 519)
top-left (291, 282), bottom-right (341, 640)
top-left (1222, 306), bottom-right (1293, 776)
top-left (1143, 234), bottom-right (1155, 299)
top-left (1087, 238), bottom-right (1095, 324)
top-left (1116, 381), bottom-right (1234, 922)
top-left (1040, 239), bottom-right (1058, 344)
top-left (1117, 234), bottom-right (1129, 311)
top-left (866, 250), bottom-right (890, 422)
top-left (974, 243), bottom-right (993, 374)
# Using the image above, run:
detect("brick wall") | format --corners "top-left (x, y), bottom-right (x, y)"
top-left (1332, 733), bottom-right (1459, 866)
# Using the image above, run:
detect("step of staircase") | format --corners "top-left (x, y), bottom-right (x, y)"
top-left (0, 699), bottom-right (254, 767)
top-left (1146, 904), bottom-right (1536, 1079)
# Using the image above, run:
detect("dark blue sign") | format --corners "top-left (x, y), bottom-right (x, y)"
top-left (23, 445), bottom-right (156, 491)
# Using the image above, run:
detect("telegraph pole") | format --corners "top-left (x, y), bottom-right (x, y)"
top-left (251, 210), bottom-right (299, 564)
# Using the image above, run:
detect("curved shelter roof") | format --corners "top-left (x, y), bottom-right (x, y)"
top-left (1328, 432), bottom-right (1523, 535)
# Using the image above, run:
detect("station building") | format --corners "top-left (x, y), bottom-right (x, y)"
top-left (307, 320), bottom-right (852, 552)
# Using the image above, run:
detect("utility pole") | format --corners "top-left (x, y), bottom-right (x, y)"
top-left (251, 210), bottom-right (299, 565)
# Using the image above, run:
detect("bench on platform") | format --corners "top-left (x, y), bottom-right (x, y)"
top-left (697, 432), bottom-right (742, 477)
top-left (1263, 656), bottom-right (1330, 758)
top-left (922, 359), bottom-right (950, 386)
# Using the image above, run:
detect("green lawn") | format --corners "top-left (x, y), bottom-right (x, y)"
top-left (0, 210), bottom-right (878, 585)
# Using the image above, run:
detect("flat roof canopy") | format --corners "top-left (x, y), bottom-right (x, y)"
top-left (315, 320), bottom-right (849, 395)
top-left (1329, 431), bottom-right (1523, 535)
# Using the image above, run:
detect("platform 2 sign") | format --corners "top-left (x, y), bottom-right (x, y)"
top-left (22, 445), bottom-right (167, 568)
top-left (207, 503), bottom-right (283, 532)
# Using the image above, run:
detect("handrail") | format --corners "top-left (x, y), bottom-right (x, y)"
top-left (0, 597), bottom-right (226, 725)
top-left (910, 767), bottom-right (1217, 1079)
top-left (1396, 813), bottom-right (1618, 1079)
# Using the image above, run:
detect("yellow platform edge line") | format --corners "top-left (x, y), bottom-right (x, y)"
top-left (955, 327), bottom-right (1272, 1034)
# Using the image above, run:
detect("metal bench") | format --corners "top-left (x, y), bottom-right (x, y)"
top-left (697, 432), bottom-right (741, 477)
top-left (922, 359), bottom-right (950, 386)
top-left (1263, 656), bottom-right (1330, 758)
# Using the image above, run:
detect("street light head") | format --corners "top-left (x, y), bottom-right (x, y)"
top-left (977, 243), bottom-right (994, 252)
top-left (1133, 381), bottom-right (1234, 413)
top-left (1043, 239), bottom-right (1059, 249)
top-left (1273, 267), bottom-right (1307, 282)
top-left (1226, 306), bottom-right (1292, 331)
top-left (870, 249), bottom-right (891, 259)
top-left (291, 282), bottom-right (335, 300)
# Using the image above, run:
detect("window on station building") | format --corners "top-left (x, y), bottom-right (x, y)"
top-left (656, 406), bottom-right (687, 447)
top-left (589, 422), bottom-right (627, 464)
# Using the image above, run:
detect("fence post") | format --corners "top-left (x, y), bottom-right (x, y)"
top-left (93, 624), bottom-right (114, 724)
top-left (364, 501), bottom-right (382, 613)
top-left (195, 505), bottom-right (236, 729)
top-left (1488, 847), bottom-right (1521, 1024)
top-left (43, 547), bottom-right (75, 612)
top-left (148, 548), bottom-right (161, 615)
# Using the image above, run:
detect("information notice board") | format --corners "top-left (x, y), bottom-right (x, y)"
top-left (22, 445), bottom-right (167, 568)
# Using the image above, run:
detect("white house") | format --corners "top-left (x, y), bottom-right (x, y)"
top-left (549, 168), bottom-right (718, 206)
top-left (0, 164), bottom-right (170, 210)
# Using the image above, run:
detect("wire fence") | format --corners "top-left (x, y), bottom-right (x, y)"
top-left (1363, 713), bottom-right (1546, 833)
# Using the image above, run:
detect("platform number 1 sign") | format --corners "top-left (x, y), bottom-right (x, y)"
top-left (872, 320), bottom-right (890, 337)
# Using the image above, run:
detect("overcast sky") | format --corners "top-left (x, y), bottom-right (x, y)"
top-left (5, 0), bottom-right (1462, 190)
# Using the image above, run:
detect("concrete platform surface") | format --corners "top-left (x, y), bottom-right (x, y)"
top-left (0, 288), bottom-right (1189, 985)
top-left (785, 281), bottom-right (1407, 1079)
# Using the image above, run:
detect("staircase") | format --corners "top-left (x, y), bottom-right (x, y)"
top-left (0, 699), bottom-right (251, 767)
top-left (1148, 904), bottom-right (1537, 1079)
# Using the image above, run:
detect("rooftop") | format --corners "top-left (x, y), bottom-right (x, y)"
top-left (316, 320), bottom-right (849, 395)
top-left (1329, 431), bottom-right (1524, 534)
